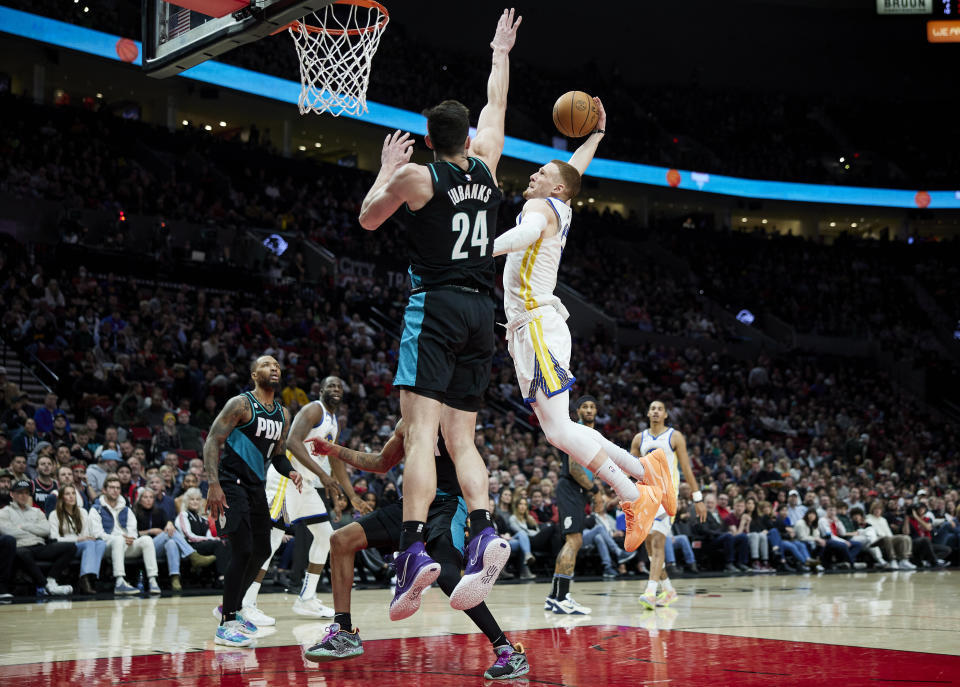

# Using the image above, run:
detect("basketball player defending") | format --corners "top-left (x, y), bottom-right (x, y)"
top-left (492, 98), bottom-right (674, 554)
top-left (238, 377), bottom-right (369, 626)
top-left (357, 8), bottom-right (522, 619)
top-left (204, 355), bottom-right (301, 647)
top-left (630, 400), bottom-right (706, 609)
top-left (302, 421), bottom-right (530, 680)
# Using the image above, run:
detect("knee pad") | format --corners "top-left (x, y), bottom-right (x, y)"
top-left (307, 522), bottom-right (333, 565)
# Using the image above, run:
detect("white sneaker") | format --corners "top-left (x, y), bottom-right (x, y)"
top-left (552, 594), bottom-right (591, 615)
top-left (853, 562), bottom-right (867, 570)
top-left (242, 604), bottom-right (276, 627)
top-left (900, 559), bottom-right (917, 570)
top-left (148, 578), bottom-right (162, 595)
top-left (46, 579), bottom-right (72, 596)
top-left (293, 596), bottom-right (335, 618)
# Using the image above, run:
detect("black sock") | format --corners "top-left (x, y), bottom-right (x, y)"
top-left (549, 576), bottom-right (559, 599)
top-left (399, 521), bottom-right (426, 551)
top-left (557, 575), bottom-right (571, 599)
top-left (490, 632), bottom-right (509, 649)
top-left (462, 601), bottom-right (507, 646)
top-left (222, 610), bottom-right (237, 624)
top-left (334, 612), bottom-right (352, 631)
top-left (468, 510), bottom-right (492, 538)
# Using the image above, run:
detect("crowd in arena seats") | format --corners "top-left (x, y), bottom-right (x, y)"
top-left (4, 0), bottom-right (959, 188)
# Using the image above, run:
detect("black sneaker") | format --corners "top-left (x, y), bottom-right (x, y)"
top-left (304, 624), bottom-right (364, 662)
top-left (484, 643), bottom-right (530, 680)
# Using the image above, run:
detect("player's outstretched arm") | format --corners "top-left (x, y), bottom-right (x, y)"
top-left (492, 199), bottom-right (552, 256)
top-left (674, 431), bottom-right (706, 522)
top-left (202, 395), bottom-right (249, 520)
top-left (358, 131), bottom-right (420, 230)
top-left (307, 423), bottom-right (405, 475)
top-left (567, 97), bottom-right (606, 176)
top-left (471, 8), bottom-right (522, 178)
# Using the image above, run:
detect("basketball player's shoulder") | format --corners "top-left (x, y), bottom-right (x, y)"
top-left (522, 198), bottom-right (557, 224)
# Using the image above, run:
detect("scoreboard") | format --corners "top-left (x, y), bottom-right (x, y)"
top-left (875, 0), bottom-right (956, 15)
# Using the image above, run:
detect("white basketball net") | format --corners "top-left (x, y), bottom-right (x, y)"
top-left (288, 0), bottom-right (388, 117)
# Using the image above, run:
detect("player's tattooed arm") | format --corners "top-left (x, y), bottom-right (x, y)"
top-left (568, 460), bottom-right (595, 492)
top-left (308, 426), bottom-right (405, 475)
top-left (203, 395), bottom-right (249, 519)
top-left (202, 395), bottom-right (249, 483)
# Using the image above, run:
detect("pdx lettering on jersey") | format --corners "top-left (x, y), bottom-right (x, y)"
top-left (403, 157), bottom-right (502, 292)
top-left (221, 391), bottom-right (286, 484)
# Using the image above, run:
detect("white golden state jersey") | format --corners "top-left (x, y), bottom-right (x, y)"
top-left (503, 197), bottom-right (572, 323)
top-left (286, 400), bottom-right (338, 488)
top-left (637, 427), bottom-right (680, 496)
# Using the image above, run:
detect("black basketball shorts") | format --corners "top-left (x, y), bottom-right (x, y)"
top-left (556, 477), bottom-right (590, 536)
top-left (219, 478), bottom-right (272, 538)
top-left (393, 288), bottom-right (494, 412)
top-left (358, 496), bottom-right (468, 559)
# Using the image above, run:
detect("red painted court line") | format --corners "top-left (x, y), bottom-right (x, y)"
top-left (2, 626), bottom-right (957, 686)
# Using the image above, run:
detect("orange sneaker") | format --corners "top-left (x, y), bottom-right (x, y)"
top-left (622, 486), bottom-right (662, 552)
top-left (639, 448), bottom-right (676, 517)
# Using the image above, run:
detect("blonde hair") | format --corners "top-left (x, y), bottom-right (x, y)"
top-left (180, 487), bottom-right (204, 513)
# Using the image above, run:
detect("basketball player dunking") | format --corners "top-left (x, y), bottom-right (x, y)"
top-left (492, 98), bottom-right (674, 562)
top-left (630, 400), bottom-right (706, 609)
top-left (302, 420), bottom-right (530, 680)
top-left (357, 8), bottom-right (522, 620)
top-left (236, 376), bottom-right (370, 626)
top-left (203, 355), bottom-right (301, 647)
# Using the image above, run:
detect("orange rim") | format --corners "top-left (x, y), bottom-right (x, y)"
top-left (273, 0), bottom-right (389, 36)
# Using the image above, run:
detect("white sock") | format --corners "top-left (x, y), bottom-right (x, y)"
top-left (300, 572), bottom-right (320, 601)
top-left (588, 428), bottom-right (645, 481)
top-left (243, 579), bottom-right (262, 608)
top-left (661, 578), bottom-right (674, 593)
top-left (596, 458), bottom-right (640, 501)
top-left (645, 580), bottom-right (658, 596)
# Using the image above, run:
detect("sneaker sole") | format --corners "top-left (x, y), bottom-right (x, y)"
top-left (214, 635), bottom-right (253, 648)
top-left (484, 662), bottom-right (531, 680)
top-left (389, 562), bottom-right (441, 621)
top-left (114, 589), bottom-right (139, 596)
top-left (638, 597), bottom-right (657, 610)
top-left (552, 604), bottom-right (590, 615)
top-left (449, 539), bottom-right (511, 611)
top-left (304, 646), bottom-right (364, 663)
top-left (294, 604), bottom-right (335, 618)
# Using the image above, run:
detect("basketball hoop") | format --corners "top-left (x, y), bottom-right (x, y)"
top-left (284, 0), bottom-right (389, 117)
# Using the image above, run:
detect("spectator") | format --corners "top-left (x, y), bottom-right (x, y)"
top-left (694, 493), bottom-right (749, 573)
top-left (9, 455), bottom-right (29, 485)
top-left (48, 483), bottom-right (106, 595)
top-left (174, 487), bottom-right (230, 584)
top-left (117, 463), bottom-right (138, 503)
top-left (0, 479), bottom-right (74, 595)
top-left (151, 413), bottom-right (182, 461)
top-left (133, 487), bottom-right (215, 592)
top-left (11, 419), bottom-right (39, 463)
top-left (904, 501), bottom-right (949, 568)
top-left (0, 430), bottom-right (12, 468)
top-left (85, 449), bottom-right (120, 502)
top-left (530, 487), bottom-right (558, 525)
top-left (786, 489), bottom-right (806, 525)
top-left (31, 455), bottom-right (58, 513)
top-left (88, 474), bottom-right (160, 595)
top-left (0, 469), bottom-right (13, 508)
top-left (849, 507), bottom-right (891, 570)
top-left (723, 497), bottom-right (753, 572)
top-left (743, 497), bottom-right (773, 572)
top-left (772, 504), bottom-right (821, 572)
top-left (34, 393), bottom-right (69, 435)
top-left (507, 499), bottom-right (545, 580)
top-left (127, 453), bottom-right (147, 491)
top-left (148, 474), bottom-right (178, 523)
top-left (175, 410), bottom-right (203, 454)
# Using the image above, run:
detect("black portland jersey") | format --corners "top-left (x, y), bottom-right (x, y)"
top-left (220, 391), bottom-right (286, 485)
top-left (404, 157), bottom-right (501, 292)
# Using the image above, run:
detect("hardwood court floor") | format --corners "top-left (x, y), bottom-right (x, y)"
top-left (1, 570), bottom-right (957, 686)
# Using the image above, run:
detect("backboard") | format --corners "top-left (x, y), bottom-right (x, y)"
top-left (142, 0), bottom-right (335, 78)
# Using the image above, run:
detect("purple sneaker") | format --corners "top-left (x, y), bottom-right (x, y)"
top-left (449, 527), bottom-right (510, 611)
top-left (388, 541), bottom-right (441, 621)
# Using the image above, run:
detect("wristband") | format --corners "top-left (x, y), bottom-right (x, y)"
top-left (592, 128), bottom-right (605, 135)
top-left (692, 490), bottom-right (703, 503)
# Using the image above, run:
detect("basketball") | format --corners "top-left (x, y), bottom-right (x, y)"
top-left (115, 37), bottom-right (139, 64)
top-left (552, 91), bottom-right (599, 138)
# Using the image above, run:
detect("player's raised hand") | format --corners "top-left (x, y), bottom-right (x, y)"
top-left (593, 96), bottom-right (606, 133)
top-left (381, 130), bottom-right (414, 172)
top-left (490, 8), bottom-right (522, 53)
